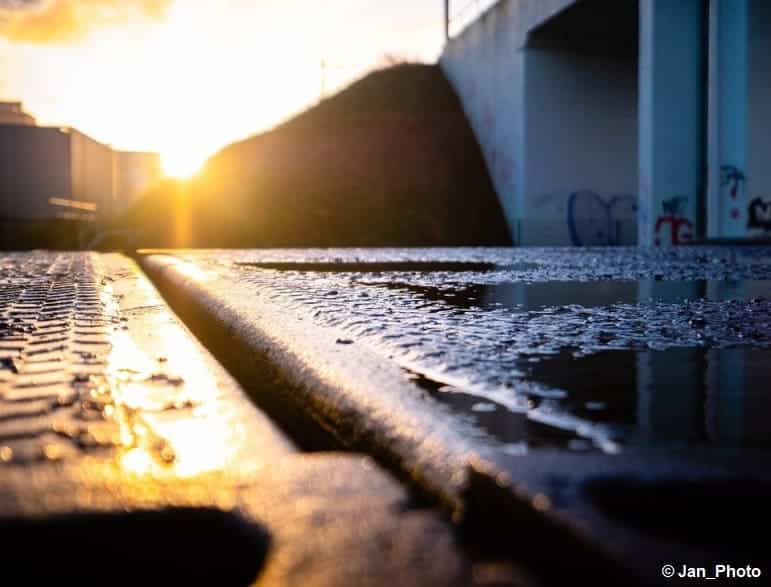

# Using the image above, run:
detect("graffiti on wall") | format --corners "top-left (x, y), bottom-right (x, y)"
top-left (654, 196), bottom-right (693, 246)
top-left (721, 165), bottom-right (746, 222)
top-left (748, 197), bottom-right (771, 234)
top-left (533, 190), bottom-right (637, 246)
top-left (566, 191), bottom-right (637, 246)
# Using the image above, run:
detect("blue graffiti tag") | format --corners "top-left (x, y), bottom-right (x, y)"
top-left (567, 191), bottom-right (638, 246)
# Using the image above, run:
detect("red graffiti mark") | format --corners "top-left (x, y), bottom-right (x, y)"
top-left (654, 215), bottom-right (693, 246)
top-left (731, 208), bottom-right (740, 220)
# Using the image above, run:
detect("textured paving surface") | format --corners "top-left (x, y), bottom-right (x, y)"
top-left (141, 247), bottom-right (771, 584)
top-left (0, 252), bottom-right (478, 587)
top-left (0, 252), bottom-right (292, 471)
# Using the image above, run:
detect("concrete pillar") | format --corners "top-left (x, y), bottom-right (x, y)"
top-left (638, 0), bottom-right (706, 246)
top-left (707, 0), bottom-right (749, 238)
top-left (746, 0), bottom-right (771, 239)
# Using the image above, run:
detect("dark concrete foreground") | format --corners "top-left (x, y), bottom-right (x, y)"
top-left (140, 247), bottom-right (771, 585)
top-left (0, 252), bottom-right (477, 586)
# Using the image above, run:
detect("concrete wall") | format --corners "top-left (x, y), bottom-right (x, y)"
top-left (0, 125), bottom-right (71, 221)
top-left (524, 49), bottom-right (638, 245)
top-left (442, 0), bottom-right (770, 245)
top-left (441, 0), bottom-right (581, 244)
top-left (746, 0), bottom-right (771, 238)
top-left (441, 0), bottom-right (639, 245)
top-left (441, 1), bottom-right (527, 238)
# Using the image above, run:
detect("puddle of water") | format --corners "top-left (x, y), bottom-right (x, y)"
top-left (389, 279), bottom-right (771, 453)
top-left (418, 347), bottom-right (771, 452)
top-left (236, 261), bottom-right (499, 272)
top-left (378, 280), bottom-right (771, 312)
top-left (408, 372), bottom-right (582, 451)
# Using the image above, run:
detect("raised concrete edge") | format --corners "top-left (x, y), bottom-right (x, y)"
top-left (139, 253), bottom-right (483, 510)
top-left (139, 252), bottom-right (646, 585)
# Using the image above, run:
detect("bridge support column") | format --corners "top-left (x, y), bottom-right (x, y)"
top-left (707, 0), bottom-right (749, 239)
top-left (638, 0), bottom-right (706, 246)
top-left (745, 0), bottom-right (771, 239)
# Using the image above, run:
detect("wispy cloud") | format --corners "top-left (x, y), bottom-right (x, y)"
top-left (0, 0), bottom-right (172, 43)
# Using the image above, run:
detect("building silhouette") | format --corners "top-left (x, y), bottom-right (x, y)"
top-left (0, 102), bottom-right (161, 225)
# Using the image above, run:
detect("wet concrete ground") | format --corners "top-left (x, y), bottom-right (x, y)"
top-left (0, 252), bottom-right (478, 586)
top-left (4, 247), bottom-right (766, 584)
top-left (162, 247), bottom-right (771, 456)
top-left (137, 246), bottom-right (771, 583)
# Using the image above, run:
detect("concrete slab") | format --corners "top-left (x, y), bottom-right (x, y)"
top-left (0, 252), bottom-right (475, 586)
top-left (140, 246), bottom-right (771, 584)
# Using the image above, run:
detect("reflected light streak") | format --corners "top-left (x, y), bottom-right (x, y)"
top-left (164, 257), bottom-right (212, 282)
top-left (171, 181), bottom-right (193, 248)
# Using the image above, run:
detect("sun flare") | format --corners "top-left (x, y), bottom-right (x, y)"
top-left (161, 148), bottom-right (207, 179)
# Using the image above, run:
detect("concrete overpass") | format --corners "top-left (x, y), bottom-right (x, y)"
top-left (441, 0), bottom-right (771, 246)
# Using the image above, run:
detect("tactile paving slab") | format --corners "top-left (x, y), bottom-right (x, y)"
top-left (0, 252), bottom-right (292, 470)
top-left (0, 252), bottom-right (476, 587)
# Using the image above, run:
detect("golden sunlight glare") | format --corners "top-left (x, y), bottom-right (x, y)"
top-left (161, 148), bottom-right (207, 178)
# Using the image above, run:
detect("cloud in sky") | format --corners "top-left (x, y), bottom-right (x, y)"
top-left (0, 0), bottom-right (171, 43)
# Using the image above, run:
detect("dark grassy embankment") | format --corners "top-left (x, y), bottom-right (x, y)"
top-left (114, 64), bottom-right (510, 248)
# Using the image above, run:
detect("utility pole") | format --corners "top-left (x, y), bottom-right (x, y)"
top-left (444, 0), bottom-right (450, 40)
top-left (320, 59), bottom-right (327, 100)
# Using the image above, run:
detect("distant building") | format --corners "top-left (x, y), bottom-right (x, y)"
top-left (442, 0), bottom-right (771, 245)
top-left (0, 102), bottom-right (161, 223)
top-left (0, 102), bottom-right (36, 126)
top-left (0, 124), bottom-right (112, 221)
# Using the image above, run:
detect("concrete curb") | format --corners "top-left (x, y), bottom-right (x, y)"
top-left (140, 253), bottom-right (485, 511)
top-left (138, 249), bottom-right (771, 585)
top-left (139, 252), bottom-right (645, 585)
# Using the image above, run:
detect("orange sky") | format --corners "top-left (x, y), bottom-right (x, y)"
top-left (0, 1), bottom-right (444, 176)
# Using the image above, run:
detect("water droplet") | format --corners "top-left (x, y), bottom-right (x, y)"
top-left (159, 446), bottom-right (175, 464)
top-left (471, 402), bottom-right (497, 413)
top-left (41, 444), bottom-right (65, 462)
top-left (532, 493), bottom-right (551, 512)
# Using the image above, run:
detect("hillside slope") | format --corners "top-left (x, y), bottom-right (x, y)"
top-left (117, 64), bottom-right (510, 248)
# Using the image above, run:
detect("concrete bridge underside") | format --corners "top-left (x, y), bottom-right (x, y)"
top-left (441, 0), bottom-right (771, 246)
